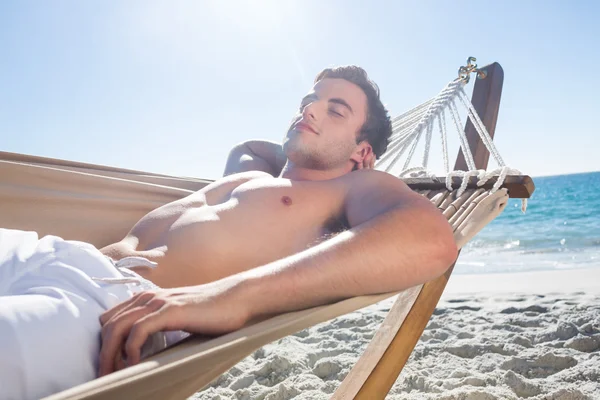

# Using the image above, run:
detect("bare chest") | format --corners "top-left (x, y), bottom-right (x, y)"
top-left (158, 178), bottom-right (349, 285)
top-left (228, 178), bottom-right (348, 236)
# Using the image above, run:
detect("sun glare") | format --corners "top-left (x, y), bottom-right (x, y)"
top-left (207, 0), bottom-right (286, 35)
top-left (132, 0), bottom-right (300, 52)
top-left (129, 0), bottom-right (309, 86)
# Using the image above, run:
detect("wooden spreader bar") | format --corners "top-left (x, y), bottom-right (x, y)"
top-left (404, 175), bottom-right (535, 199)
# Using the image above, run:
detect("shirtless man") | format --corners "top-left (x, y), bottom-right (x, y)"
top-left (0, 66), bottom-right (456, 399)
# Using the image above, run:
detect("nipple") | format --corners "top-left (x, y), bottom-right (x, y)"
top-left (281, 196), bottom-right (293, 206)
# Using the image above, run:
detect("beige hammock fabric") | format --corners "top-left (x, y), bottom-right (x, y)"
top-left (0, 151), bottom-right (508, 400)
top-left (0, 152), bottom-right (209, 248)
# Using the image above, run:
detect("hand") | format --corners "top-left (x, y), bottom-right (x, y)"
top-left (98, 280), bottom-right (249, 376)
top-left (356, 151), bottom-right (376, 170)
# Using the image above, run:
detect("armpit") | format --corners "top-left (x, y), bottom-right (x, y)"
top-left (344, 170), bottom-right (418, 228)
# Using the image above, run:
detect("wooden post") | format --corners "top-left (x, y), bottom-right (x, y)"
top-left (454, 63), bottom-right (504, 171)
top-left (337, 63), bottom-right (506, 399)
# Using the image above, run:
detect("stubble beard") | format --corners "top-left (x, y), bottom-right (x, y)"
top-left (283, 130), bottom-right (355, 171)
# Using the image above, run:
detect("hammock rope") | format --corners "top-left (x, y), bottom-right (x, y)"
top-left (375, 74), bottom-right (527, 211)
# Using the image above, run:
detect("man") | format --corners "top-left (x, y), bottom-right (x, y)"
top-left (0, 66), bottom-right (457, 399)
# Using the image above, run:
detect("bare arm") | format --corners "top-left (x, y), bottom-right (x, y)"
top-left (98, 170), bottom-right (457, 373)
top-left (236, 170), bottom-right (458, 317)
top-left (223, 140), bottom-right (287, 177)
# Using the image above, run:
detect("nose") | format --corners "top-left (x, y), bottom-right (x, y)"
top-left (302, 100), bottom-right (318, 122)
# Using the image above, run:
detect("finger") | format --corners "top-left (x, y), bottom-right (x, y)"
top-left (124, 306), bottom-right (180, 366)
top-left (370, 156), bottom-right (375, 169)
top-left (365, 152), bottom-right (373, 168)
top-left (100, 291), bottom-right (154, 325)
top-left (100, 299), bottom-right (133, 326)
top-left (98, 306), bottom-right (155, 377)
top-left (114, 345), bottom-right (127, 372)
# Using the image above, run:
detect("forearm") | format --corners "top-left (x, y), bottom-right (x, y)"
top-left (97, 196), bottom-right (456, 372)
top-left (223, 143), bottom-right (276, 176)
top-left (234, 205), bottom-right (456, 319)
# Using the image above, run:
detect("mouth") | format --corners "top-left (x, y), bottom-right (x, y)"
top-left (295, 121), bottom-right (318, 135)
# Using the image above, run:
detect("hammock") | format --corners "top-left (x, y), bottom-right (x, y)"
top-left (0, 59), bottom-right (534, 400)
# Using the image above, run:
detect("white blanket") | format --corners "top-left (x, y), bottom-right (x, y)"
top-left (0, 229), bottom-right (184, 400)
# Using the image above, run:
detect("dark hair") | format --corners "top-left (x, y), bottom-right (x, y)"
top-left (314, 66), bottom-right (392, 158)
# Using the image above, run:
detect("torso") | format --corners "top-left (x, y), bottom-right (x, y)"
top-left (100, 173), bottom-right (351, 288)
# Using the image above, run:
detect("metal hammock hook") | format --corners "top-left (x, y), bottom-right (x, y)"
top-left (458, 57), bottom-right (488, 83)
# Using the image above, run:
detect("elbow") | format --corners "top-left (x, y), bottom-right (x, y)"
top-left (439, 233), bottom-right (458, 274)
top-left (414, 205), bottom-right (458, 279)
top-left (227, 142), bottom-right (252, 160)
top-left (388, 205), bottom-right (458, 287)
top-left (430, 220), bottom-right (458, 277)
top-left (223, 143), bottom-right (249, 175)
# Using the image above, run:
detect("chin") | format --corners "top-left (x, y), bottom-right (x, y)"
top-left (284, 132), bottom-right (312, 153)
top-left (285, 146), bottom-right (317, 167)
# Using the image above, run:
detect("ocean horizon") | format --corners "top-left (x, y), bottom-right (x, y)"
top-left (455, 170), bottom-right (600, 275)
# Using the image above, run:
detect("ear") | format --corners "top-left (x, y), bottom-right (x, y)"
top-left (350, 141), bottom-right (373, 165)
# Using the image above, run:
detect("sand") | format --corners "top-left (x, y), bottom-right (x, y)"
top-left (193, 268), bottom-right (600, 400)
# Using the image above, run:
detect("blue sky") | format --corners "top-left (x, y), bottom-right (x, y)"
top-left (1, 1), bottom-right (598, 180)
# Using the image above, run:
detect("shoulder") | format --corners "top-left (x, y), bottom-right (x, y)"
top-left (206, 170), bottom-right (273, 192)
top-left (221, 170), bottom-right (274, 183)
top-left (199, 171), bottom-right (273, 204)
top-left (342, 169), bottom-right (413, 198)
top-left (340, 170), bottom-right (430, 227)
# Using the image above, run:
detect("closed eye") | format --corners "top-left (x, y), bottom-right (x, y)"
top-left (329, 109), bottom-right (343, 117)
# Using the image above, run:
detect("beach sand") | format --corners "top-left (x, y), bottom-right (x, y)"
top-left (194, 268), bottom-right (600, 399)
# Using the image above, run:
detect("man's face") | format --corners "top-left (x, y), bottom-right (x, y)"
top-left (283, 78), bottom-right (369, 171)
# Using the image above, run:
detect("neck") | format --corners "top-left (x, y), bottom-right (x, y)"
top-left (279, 161), bottom-right (353, 181)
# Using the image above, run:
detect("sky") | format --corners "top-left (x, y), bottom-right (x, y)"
top-left (1, 0), bottom-right (599, 180)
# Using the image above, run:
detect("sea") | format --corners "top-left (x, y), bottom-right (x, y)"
top-left (456, 171), bottom-right (600, 274)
